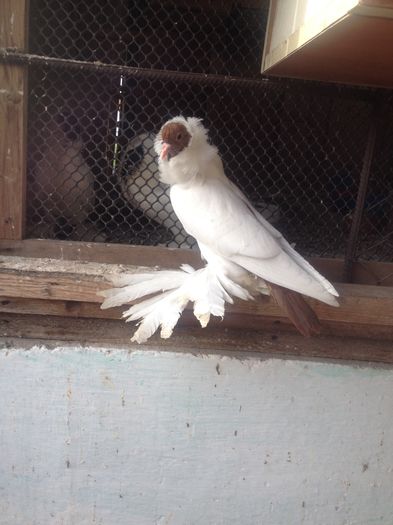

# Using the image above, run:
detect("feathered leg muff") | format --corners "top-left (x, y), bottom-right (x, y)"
top-left (98, 264), bottom-right (252, 343)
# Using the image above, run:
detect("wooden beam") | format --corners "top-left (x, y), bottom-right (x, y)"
top-left (2, 313), bottom-right (393, 364)
top-left (1, 239), bottom-right (393, 286)
top-left (0, 296), bottom-right (123, 320)
top-left (0, 256), bottom-right (393, 341)
top-left (0, 239), bottom-right (201, 268)
top-left (2, 295), bottom-right (393, 342)
top-left (0, 0), bottom-right (28, 240)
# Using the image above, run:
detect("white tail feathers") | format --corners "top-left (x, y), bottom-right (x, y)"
top-left (98, 265), bottom-right (252, 343)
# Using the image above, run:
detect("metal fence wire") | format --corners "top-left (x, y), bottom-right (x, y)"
top-left (20, 0), bottom-right (393, 268)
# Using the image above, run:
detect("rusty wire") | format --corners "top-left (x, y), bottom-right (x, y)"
top-left (3, 0), bottom-right (393, 274)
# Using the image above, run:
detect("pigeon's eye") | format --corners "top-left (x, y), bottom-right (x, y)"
top-left (177, 133), bottom-right (182, 140)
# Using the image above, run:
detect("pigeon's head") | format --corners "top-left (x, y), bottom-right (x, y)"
top-left (159, 122), bottom-right (191, 161)
top-left (155, 116), bottom-right (216, 185)
top-left (155, 116), bottom-right (209, 162)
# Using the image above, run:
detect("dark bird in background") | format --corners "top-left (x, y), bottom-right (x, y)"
top-left (29, 112), bottom-right (95, 240)
top-left (118, 132), bottom-right (196, 248)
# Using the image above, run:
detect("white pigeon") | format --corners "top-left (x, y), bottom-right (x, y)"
top-left (153, 116), bottom-right (339, 336)
top-left (100, 116), bottom-right (339, 342)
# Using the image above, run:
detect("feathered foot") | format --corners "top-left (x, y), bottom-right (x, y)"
top-left (98, 264), bottom-right (251, 343)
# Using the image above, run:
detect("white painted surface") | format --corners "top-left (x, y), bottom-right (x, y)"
top-left (0, 344), bottom-right (393, 525)
top-left (268, 0), bottom-right (357, 52)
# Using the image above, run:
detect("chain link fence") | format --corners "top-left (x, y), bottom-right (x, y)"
top-left (20, 0), bottom-right (393, 270)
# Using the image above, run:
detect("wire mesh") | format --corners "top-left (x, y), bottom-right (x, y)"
top-left (29, 0), bottom-right (268, 77)
top-left (25, 0), bottom-right (393, 265)
top-left (354, 102), bottom-right (393, 263)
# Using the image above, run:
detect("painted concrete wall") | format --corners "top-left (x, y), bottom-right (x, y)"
top-left (0, 344), bottom-right (393, 525)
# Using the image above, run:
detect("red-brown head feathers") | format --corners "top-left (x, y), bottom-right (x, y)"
top-left (155, 116), bottom-right (219, 185)
top-left (160, 122), bottom-right (191, 161)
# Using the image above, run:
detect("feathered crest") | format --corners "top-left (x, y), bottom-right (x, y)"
top-left (155, 115), bottom-right (217, 185)
top-left (154, 115), bottom-right (208, 157)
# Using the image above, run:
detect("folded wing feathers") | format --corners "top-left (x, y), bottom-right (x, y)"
top-left (228, 180), bottom-right (339, 301)
top-left (231, 253), bottom-right (338, 307)
top-left (99, 265), bottom-right (250, 343)
top-left (279, 238), bottom-right (339, 297)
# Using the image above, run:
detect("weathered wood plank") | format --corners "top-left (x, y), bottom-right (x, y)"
top-left (1, 256), bottom-right (393, 341)
top-left (0, 239), bottom-right (201, 268)
top-left (0, 0), bottom-right (28, 240)
top-left (1, 313), bottom-right (393, 364)
top-left (2, 239), bottom-right (393, 286)
top-left (3, 296), bottom-right (393, 342)
top-left (0, 0), bottom-right (29, 49)
top-left (0, 296), bottom-right (123, 319)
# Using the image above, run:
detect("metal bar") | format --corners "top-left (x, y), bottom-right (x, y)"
top-left (343, 103), bottom-right (381, 282)
top-left (0, 49), bottom-right (381, 100)
top-left (0, 49), bottom-right (273, 89)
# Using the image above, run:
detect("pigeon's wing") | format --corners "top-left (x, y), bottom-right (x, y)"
top-left (171, 176), bottom-right (281, 259)
top-left (231, 253), bottom-right (338, 306)
top-left (170, 175), bottom-right (338, 306)
top-left (226, 178), bottom-right (338, 299)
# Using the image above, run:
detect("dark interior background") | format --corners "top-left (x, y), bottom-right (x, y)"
top-left (26, 0), bottom-right (393, 261)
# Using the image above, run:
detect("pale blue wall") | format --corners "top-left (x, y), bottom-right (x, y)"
top-left (1, 344), bottom-right (393, 525)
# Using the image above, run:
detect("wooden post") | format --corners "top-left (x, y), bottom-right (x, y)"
top-left (343, 103), bottom-right (380, 282)
top-left (0, 0), bottom-right (29, 239)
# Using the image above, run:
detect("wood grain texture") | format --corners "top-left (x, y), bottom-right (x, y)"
top-left (2, 239), bottom-right (393, 286)
top-left (0, 239), bottom-right (201, 268)
top-left (0, 0), bottom-right (29, 48)
top-left (2, 313), bottom-right (393, 363)
top-left (0, 0), bottom-right (28, 240)
top-left (1, 255), bottom-right (393, 346)
top-left (3, 296), bottom-right (393, 343)
top-left (0, 296), bottom-right (123, 319)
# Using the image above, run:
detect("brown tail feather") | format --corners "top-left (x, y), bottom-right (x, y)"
top-left (268, 282), bottom-right (321, 337)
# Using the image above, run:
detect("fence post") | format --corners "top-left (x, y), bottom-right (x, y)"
top-left (343, 102), bottom-right (381, 282)
top-left (0, 0), bottom-right (29, 239)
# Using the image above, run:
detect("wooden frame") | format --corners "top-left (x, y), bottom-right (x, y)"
top-left (2, 2), bottom-right (393, 364)
top-left (2, 239), bottom-right (393, 286)
top-left (262, 0), bottom-right (393, 88)
top-left (1, 240), bottom-right (393, 364)
top-left (3, 313), bottom-right (393, 365)
top-left (0, 0), bottom-right (28, 239)
top-left (0, 243), bottom-right (386, 358)
top-left (0, 253), bottom-right (392, 336)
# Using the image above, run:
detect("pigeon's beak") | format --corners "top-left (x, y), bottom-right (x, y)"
top-left (161, 143), bottom-right (171, 161)
top-left (160, 142), bottom-right (180, 161)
